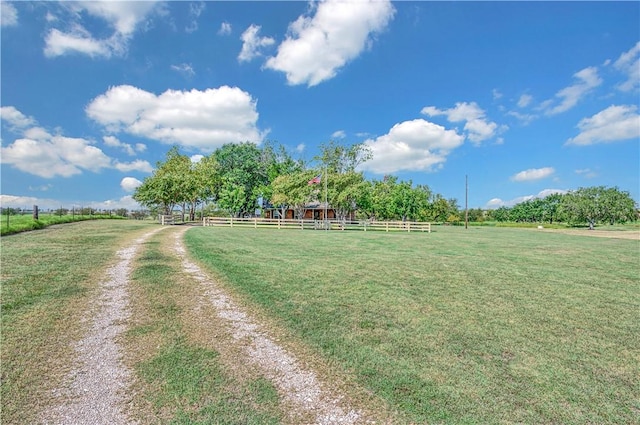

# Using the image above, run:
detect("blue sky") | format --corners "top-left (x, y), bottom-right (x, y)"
top-left (1, 1), bottom-right (639, 211)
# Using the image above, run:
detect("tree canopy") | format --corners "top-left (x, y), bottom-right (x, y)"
top-left (489, 186), bottom-right (637, 228)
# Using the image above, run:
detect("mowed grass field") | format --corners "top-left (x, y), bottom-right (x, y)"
top-left (2, 221), bottom-right (638, 424)
top-left (185, 226), bottom-right (639, 424)
top-left (0, 220), bottom-right (154, 423)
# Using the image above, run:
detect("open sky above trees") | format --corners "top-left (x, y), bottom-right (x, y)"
top-left (1, 1), bottom-right (639, 211)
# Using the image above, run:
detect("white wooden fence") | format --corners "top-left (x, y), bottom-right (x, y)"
top-left (159, 214), bottom-right (182, 225)
top-left (202, 217), bottom-right (431, 233)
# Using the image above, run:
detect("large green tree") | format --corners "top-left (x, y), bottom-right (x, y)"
top-left (133, 147), bottom-right (192, 216)
top-left (259, 141), bottom-right (305, 210)
top-left (562, 186), bottom-right (637, 229)
top-left (311, 141), bottom-right (372, 222)
top-left (213, 142), bottom-right (268, 217)
top-left (316, 140), bottom-right (372, 174)
top-left (326, 171), bottom-right (367, 223)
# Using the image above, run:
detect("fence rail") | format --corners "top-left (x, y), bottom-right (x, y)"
top-left (159, 214), bottom-right (184, 225)
top-left (202, 217), bottom-right (431, 233)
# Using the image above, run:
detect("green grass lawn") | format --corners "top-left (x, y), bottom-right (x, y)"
top-left (0, 212), bottom-right (126, 235)
top-left (0, 220), bottom-right (154, 424)
top-left (184, 226), bottom-right (640, 424)
top-left (1, 221), bottom-right (284, 424)
top-left (125, 230), bottom-right (283, 424)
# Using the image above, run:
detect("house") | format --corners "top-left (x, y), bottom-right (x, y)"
top-left (262, 202), bottom-right (355, 221)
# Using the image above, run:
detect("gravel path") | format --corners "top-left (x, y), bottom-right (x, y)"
top-left (41, 226), bottom-right (368, 424)
top-left (42, 228), bottom-right (164, 425)
top-left (174, 229), bottom-right (366, 425)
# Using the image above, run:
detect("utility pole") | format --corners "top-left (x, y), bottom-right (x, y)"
top-left (465, 175), bottom-right (468, 230)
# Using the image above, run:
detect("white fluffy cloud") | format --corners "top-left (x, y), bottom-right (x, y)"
top-left (1, 106), bottom-right (153, 177)
top-left (120, 177), bottom-right (142, 192)
top-left (517, 94), bottom-right (533, 108)
top-left (613, 41), bottom-right (640, 92)
top-left (113, 159), bottom-right (153, 173)
top-left (44, 27), bottom-right (111, 58)
top-left (238, 24), bottom-right (275, 63)
top-left (185, 1), bottom-right (205, 33)
top-left (575, 168), bottom-right (598, 179)
top-left (1, 2), bottom-right (18, 27)
top-left (44, 1), bottom-right (161, 58)
top-left (1, 195), bottom-right (48, 209)
top-left (1, 106), bottom-right (35, 129)
top-left (541, 66), bottom-right (602, 115)
top-left (86, 85), bottom-right (266, 151)
top-left (103, 135), bottom-right (146, 156)
top-left (90, 195), bottom-right (142, 210)
top-left (1, 135), bottom-right (112, 178)
top-left (566, 104), bottom-right (640, 146)
top-left (218, 22), bottom-right (232, 36)
top-left (265, 0), bottom-right (395, 86)
top-left (421, 102), bottom-right (504, 144)
top-left (331, 130), bottom-right (346, 139)
top-left (360, 119), bottom-right (464, 174)
top-left (507, 110), bottom-right (537, 125)
top-left (511, 167), bottom-right (555, 182)
top-left (170, 63), bottom-right (195, 77)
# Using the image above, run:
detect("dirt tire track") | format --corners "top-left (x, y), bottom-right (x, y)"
top-left (173, 228), bottom-right (370, 425)
top-left (42, 225), bottom-right (377, 424)
top-left (41, 227), bottom-right (165, 425)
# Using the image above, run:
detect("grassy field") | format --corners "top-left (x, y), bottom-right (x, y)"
top-left (0, 212), bottom-right (125, 235)
top-left (124, 229), bottom-right (284, 424)
top-left (185, 226), bottom-right (640, 424)
top-left (2, 221), bottom-right (638, 424)
top-left (1, 222), bottom-right (286, 424)
top-left (0, 220), bottom-right (154, 424)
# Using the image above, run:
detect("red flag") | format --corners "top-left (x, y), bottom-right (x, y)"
top-left (307, 174), bottom-right (321, 185)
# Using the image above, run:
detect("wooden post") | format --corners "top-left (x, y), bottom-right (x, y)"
top-left (465, 175), bottom-right (468, 230)
top-left (33, 205), bottom-right (39, 220)
top-left (254, 217), bottom-right (257, 228)
top-left (230, 217), bottom-right (234, 228)
top-left (386, 222), bottom-right (389, 232)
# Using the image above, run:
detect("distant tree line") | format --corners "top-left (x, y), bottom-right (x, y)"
top-left (488, 187), bottom-right (637, 229)
top-left (133, 142), bottom-right (637, 228)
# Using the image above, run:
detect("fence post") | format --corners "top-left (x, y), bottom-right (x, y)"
top-left (254, 217), bottom-right (257, 228)
top-left (386, 222), bottom-right (389, 232)
top-left (33, 205), bottom-right (39, 220)
top-left (230, 217), bottom-right (233, 228)
top-left (278, 219), bottom-right (281, 229)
